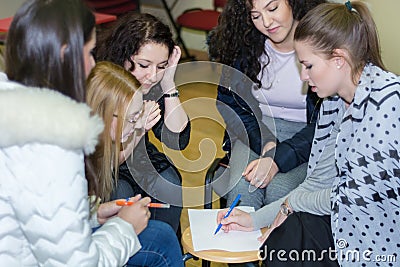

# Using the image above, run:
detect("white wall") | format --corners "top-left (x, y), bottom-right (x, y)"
top-left (142, 0), bottom-right (399, 74)
top-left (0, 0), bottom-right (25, 18)
top-left (363, 0), bottom-right (400, 74)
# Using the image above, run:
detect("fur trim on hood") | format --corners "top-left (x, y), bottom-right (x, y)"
top-left (0, 77), bottom-right (104, 155)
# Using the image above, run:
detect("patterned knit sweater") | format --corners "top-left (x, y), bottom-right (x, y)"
top-left (308, 64), bottom-right (399, 266)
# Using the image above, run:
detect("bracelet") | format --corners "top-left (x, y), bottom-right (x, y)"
top-left (164, 91), bottom-right (179, 98)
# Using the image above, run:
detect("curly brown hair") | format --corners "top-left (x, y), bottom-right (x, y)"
top-left (208, 0), bottom-right (326, 87)
top-left (95, 12), bottom-right (175, 69)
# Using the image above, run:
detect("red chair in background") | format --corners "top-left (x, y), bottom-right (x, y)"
top-left (175, 0), bottom-right (227, 60)
top-left (84, 0), bottom-right (140, 16)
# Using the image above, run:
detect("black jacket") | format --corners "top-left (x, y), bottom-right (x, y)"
top-left (142, 84), bottom-right (191, 172)
top-left (217, 64), bottom-right (321, 173)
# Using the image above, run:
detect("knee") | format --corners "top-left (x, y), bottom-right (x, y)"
top-left (148, 220), bottom-right (176, 237)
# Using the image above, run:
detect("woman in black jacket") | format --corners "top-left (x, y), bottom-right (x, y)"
top-left (208, 0), bottom-right (324, 208)
top-left (95, 13), bottom-right (190, 233)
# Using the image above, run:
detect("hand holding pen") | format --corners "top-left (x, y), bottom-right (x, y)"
top-left (117, 195), bottom-right (152, 235)
top-left (116, 198), bottom-right (171, 208)
top-left (215, 195), bottom-right (255, 233)
top-left (214, 194), bottom-right (241, 235)
top-left (95, 195), bottom-right (151, 234)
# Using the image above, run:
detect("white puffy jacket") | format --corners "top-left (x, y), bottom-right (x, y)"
top-left (0, 74), bottom-right (141, 266)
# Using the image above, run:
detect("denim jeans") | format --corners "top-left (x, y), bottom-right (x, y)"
top-left (93, 220), bottom-right (183, 267)
top-left (127, 220), bottom-right (184, 267)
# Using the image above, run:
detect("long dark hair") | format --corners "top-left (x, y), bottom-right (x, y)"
top-left (95, 12), bottom-right (175, 68)
top-left (5, 0), bottom-right (95, 102)
top-left (208, 0), bottom-right (326, 87)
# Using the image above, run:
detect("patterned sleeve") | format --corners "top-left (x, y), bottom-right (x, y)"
top-left (331, 72), bottom-right (400, 258)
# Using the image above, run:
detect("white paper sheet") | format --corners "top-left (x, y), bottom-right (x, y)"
top-left (188, 206), bottom-right (262, 252)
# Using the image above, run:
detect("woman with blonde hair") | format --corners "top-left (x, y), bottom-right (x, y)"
top-left (86, 61), bottom-right (183, 266)
top-left (87, 61), bottom-right (144, 202)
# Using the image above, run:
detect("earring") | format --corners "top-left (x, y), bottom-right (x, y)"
top-left (335, 58), bottom-right (343, 69)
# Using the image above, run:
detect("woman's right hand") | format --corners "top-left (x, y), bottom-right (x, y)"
top-left (243, 157), bottom-right (279, 189)
top-left (117, 194), bottom-right (151, 235)
top-left (143, 100), bottom-right (161, 132)
top-left (216, 207), bottom-right (254, 232)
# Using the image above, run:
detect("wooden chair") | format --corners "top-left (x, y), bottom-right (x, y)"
top-left (181, 226), bottom-right (261, 267)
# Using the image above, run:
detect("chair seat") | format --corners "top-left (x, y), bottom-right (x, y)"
top-left (177, 10), bottom-right (221, 31)
top-left (84, 0), bottom-right (139, 16)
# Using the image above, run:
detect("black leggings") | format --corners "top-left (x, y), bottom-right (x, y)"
top-left (111, 163), bottom-right (182, 234)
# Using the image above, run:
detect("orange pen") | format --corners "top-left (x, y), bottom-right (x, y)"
top-left (116, 198), bottom-right (170, 208)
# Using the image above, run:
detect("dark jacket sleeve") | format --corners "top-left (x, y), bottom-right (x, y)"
top-left (268, 89), bottom-right (322, 173)
top-left (217, 86), bottom-right (276, 155)
top-left (216, 66), bottom-right (276, 156)
top-left (144, 85), bottom-right (191, 151)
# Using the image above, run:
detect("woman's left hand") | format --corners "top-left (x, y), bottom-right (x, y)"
top-left (243, 157), bottom-right (278, 189)
top-left (160, 45), bottom-right (181, 93)
top-left (97, 200), bottom-right (122, 225)
top-left (258, 199), bottom-right (291, 243)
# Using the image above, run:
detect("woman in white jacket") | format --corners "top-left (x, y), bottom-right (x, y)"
top-left (0, 0), bottom-right (165, 266)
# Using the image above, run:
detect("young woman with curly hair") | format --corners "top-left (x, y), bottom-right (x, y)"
top-left (208, 0), bottom-right (326, 213)
top-left (95, 13), bottom-right (189, 233)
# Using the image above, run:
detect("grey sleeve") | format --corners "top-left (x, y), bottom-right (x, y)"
top-left (288, 188), bottom-right (331, 215)
top-left (250, 195), bottom-right (287, 229)
top-left (250, 187), bottom-right (331, 229)
top-left (250, 172), bottom-right (335, 229)
top-left (250, 123), bottom-right (338, 229)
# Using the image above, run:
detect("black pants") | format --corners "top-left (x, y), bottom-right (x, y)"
top-left (260, 212), bottom-right (339, 267)
top-left (111, 162), bottom-right (182, 234)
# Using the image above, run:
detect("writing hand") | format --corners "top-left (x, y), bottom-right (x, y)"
top-left (216, 208), bottom-right (254, 233)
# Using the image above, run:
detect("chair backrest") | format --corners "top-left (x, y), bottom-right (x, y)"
top-left (84, 0), bottom-right (140, 16)
top-left (214, 0), bottom-right (227, 9)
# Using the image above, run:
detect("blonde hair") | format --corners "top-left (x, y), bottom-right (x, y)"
top-left (294, 1), bottom-right (385, 84)
top-left (86, 61), bottom-right (141, 201)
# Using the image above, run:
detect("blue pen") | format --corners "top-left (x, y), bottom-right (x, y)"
top-left (214, 194), bottom-right (241, 235)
